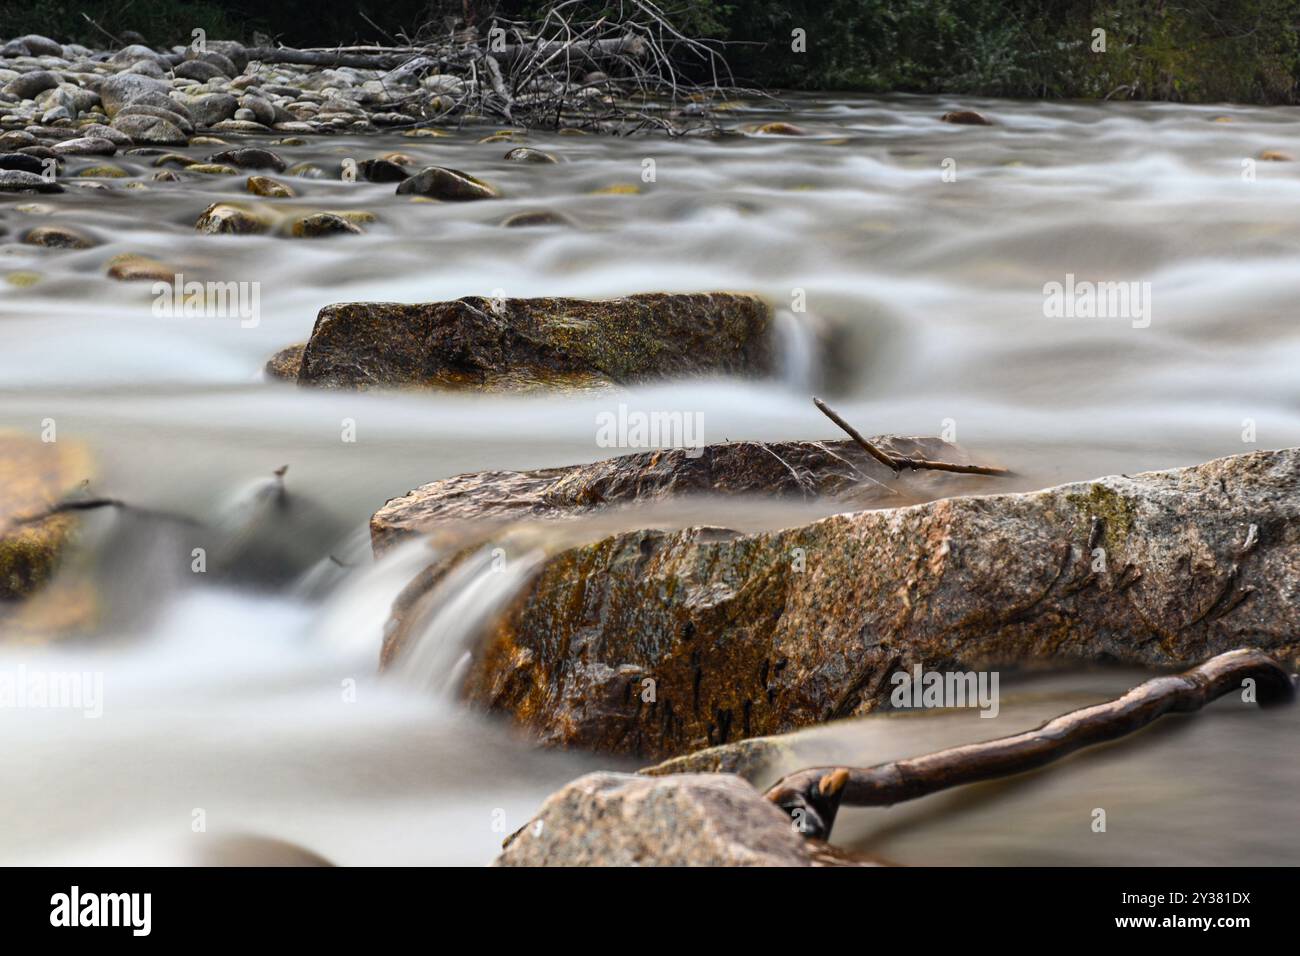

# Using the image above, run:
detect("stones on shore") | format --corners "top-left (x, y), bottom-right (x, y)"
top-left (280, 292), bottom-right (772, 390)
top-left (0, 170), bottom-right (62, 193)
top-left (181, 92), bottom-right (238, 127)
top-left (0, 153), bottom-right (46, 174)
top-left (422, 447), bottom-right (1300, 760)
top-left (51, 136), bottom-right (117, 157)
top-left (4, 70), bottom-right (61, 100)
top-left (494, 772), bottom-right (866, 867)
top-left (110, 113), bottom-right (187, 146)
top-left (395, 166), bottom-right (500, 201)
top-left (96, 73), bottom-right (172, 118)
top-left (173, 60), bottom-right (226, 83)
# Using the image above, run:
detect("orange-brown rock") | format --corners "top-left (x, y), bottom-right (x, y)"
top-left (0, 432), bottom-right (93, 602)
top-left (445, 448), bottom-right (1300, 760)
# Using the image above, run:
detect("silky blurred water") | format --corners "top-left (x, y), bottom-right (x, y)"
top-left (2, 93), bottom-right (1299, 864)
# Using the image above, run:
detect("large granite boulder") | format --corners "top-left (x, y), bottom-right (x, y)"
top-left (436, 448), bottom-right (1300, 760)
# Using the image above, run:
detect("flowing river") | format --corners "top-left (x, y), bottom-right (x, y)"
top-left (2, 93), bottom-right (1298, 865)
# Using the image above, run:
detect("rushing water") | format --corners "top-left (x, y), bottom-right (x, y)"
top-left (3, 93), bottom-right (1299, 865)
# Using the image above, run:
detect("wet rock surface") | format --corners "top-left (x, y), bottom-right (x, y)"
top-left (0, 432), bottom-right (93, 602)
top-left (443, 448), bottom-right (1300, 760)
top-left (494, 771), bottom-right (867, 866)
top-left (280, 293), bottom-right (774, 390)
top-left (371, 436), bottom-right (963, 554)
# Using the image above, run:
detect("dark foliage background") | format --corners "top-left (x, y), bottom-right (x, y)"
top-left (4, 0), bottom-right (1299, 102)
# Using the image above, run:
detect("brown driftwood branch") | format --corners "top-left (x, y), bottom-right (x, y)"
top-left (4, 495), bottom-right (201, 534)
top-left (244, 35), bottom-right (645, 71)
top-left (812, 396), bottom-right (1011, 477)
top-left (765, 648), bottom-right (1296, 840)
top-left (235, 2), bottom-right (758, 134)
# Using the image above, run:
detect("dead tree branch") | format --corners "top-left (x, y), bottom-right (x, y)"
top-left (766, 648), bottom-right (1296, 840)
top-left (240, 1), bottom-right (755, 134)
top-left (813, 396), bottom-right (1011, 477)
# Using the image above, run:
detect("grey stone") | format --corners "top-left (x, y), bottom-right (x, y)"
top-left (0, 170), bottom-right (62, 192)
top-left (494, 772), bottom-right (865, 866)
top-left (51, 136), bottom-right (116, 156)
top-left (96, 72), bottom-right (171, 116)
top-left (110, 113), bottom-right (187, 146)
top-left (183, 92), bottom-right (238, 127)
top-left (4, 70), bottom-right (61, 100)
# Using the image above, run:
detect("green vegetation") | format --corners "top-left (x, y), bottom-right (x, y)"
top-left (7, 1), bottom-right (1300, 103)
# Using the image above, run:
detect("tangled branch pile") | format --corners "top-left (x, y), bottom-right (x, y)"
top-left (248, 1), bottom-right (753, 134)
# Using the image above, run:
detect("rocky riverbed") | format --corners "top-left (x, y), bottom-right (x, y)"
top-left (3, 31), bottom-right (1300, 867)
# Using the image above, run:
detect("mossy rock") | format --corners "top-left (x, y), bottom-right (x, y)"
top-left (246, 175), bottom-right (295, 198)
top-left (195, 202), bottom-right (272, 235)
top-left (426, 447), bottom-right (1300, 759)
top-left (74, 164), bottom-right (128, 178)
top-left (395, 166), bottom-right (500, 201)
top-left (291, 292), bottom-right (773, 391)
top-left (106, 253), bottom-right (176, 282)
top-left (22, 225), bottom-right (98, 249)
top-left (187, 163), bottom-right (240, 176)
top-left (289, 212), bottom-right (362, 238)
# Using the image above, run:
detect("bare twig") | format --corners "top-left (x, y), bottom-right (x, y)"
top-left (80, 12), bottom-right (121, 47)
top-left (812, 396), bottom-right (1011, 477)
top-left (246, 2), bottom-right (752, 134)
top-left (812, 397), bottom-right (901, 472)
top-left (766, 648), bottom-right (1296, 840)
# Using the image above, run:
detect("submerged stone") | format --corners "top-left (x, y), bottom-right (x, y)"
top-left (194, 202), bottom-right (271, 235)
top-left (501, 209), bottom-right (574, 228)
top-left (22, 225), bottom-right (98, 248)
top-left (246, 175), bottom-right (295, 198)
top-left (395, 165), bottom-right (500, 201)
top-left (503, 147), bottom-right (557, 164)
top-left (941, 110), bottom-right (993, 125)
top-left (289, 212), bottom-right (363, 238)
top-left (370, 436), bottom-right (962, 555)
top-left (0, 432), bottom-right (93, 602)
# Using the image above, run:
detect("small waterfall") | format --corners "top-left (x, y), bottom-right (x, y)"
top-left (773, 306), bottom-right (823, 392)
top-left (309, 536), bottom-right (441, 657)
top-left (393, 536), bottom-right (549, 697)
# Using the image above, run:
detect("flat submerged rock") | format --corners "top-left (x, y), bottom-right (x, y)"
top-left (370, 435), bottom-right (962, 554)
top-left (267, 292), bottom-right (773, 390)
